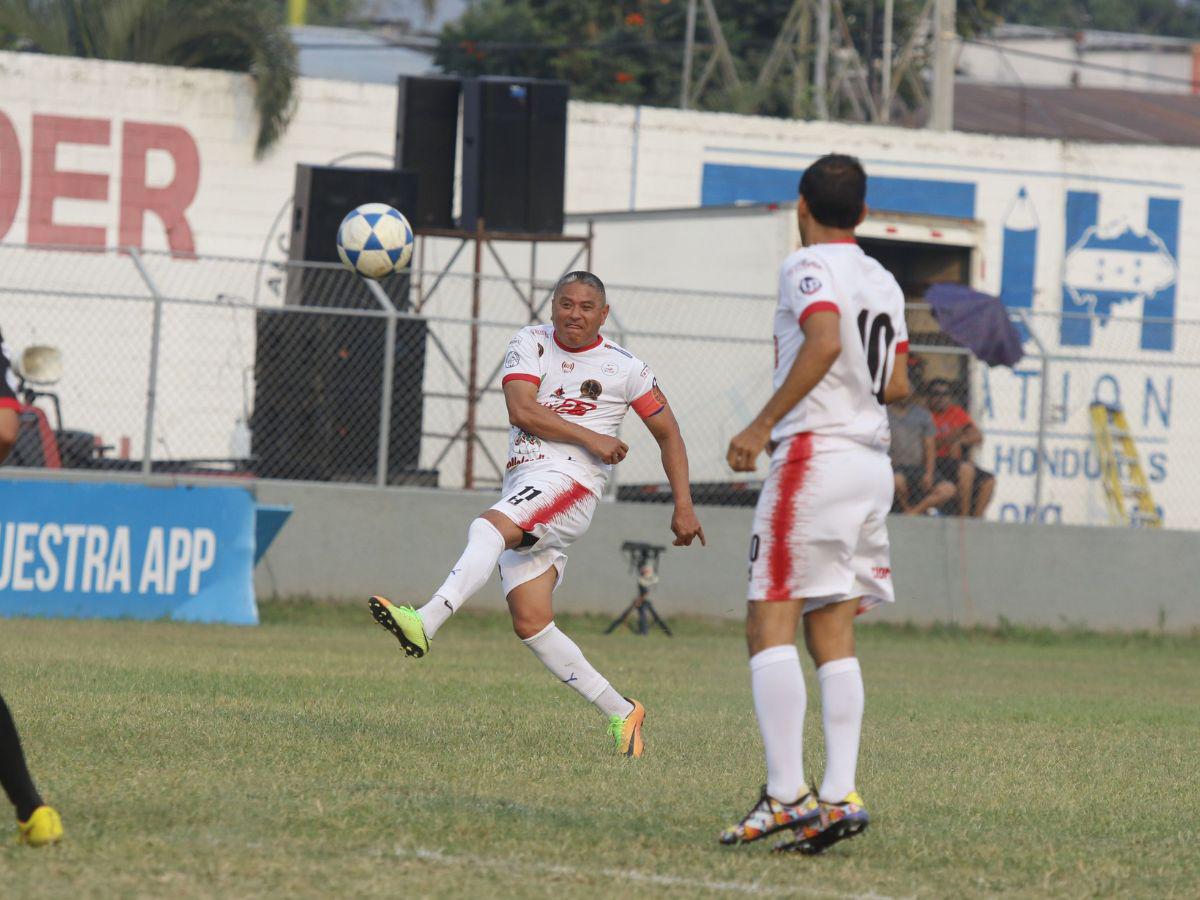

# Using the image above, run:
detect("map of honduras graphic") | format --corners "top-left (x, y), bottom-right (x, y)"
top-left (1062, 223), bottom-right (1177, 324)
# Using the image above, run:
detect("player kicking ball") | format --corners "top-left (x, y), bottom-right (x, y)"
top-left (369, 271), bottom-right (705, 757)
top-left (719, 155), bottom-right (908, 853)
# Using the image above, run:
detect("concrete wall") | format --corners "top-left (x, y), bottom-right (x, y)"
top-left (254, 481), bottom-right (1200, 633)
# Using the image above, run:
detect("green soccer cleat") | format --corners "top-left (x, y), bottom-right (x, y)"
top-left (368, 595), bottom-right (430, 658)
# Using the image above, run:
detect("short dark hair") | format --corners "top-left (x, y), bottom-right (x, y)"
top-left (926, 378), bottom-right (954, 395)
top-left (798, 154), bottom-right (867, 229)
top-left (554, 271), bottom-right (606, 303)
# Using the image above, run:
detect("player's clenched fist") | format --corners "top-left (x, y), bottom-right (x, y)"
top-left (726, 422), bottom-right (771, 472)
top-left (588, 433), bottom-right (629, 465)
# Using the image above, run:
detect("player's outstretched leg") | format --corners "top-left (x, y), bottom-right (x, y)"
top-left (0, 693), bottom-right (63, 847)
top-left (369, 515), bottom-right (512, 657)
top-left (510, 568), bottom-right (646, 757)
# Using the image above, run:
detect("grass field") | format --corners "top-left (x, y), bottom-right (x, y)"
top-left (1, 602), bottom-right (1198, 898)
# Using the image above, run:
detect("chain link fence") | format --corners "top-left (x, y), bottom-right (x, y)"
top-left (2, 243), bottom-right (1197, 529)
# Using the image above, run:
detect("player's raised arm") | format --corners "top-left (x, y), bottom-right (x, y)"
top-left (727, 310), bottom-right (841, 472)
top-left (502, 379), bottom-right (628, 465)
top-left (638, 387), bottom-right (705, 547)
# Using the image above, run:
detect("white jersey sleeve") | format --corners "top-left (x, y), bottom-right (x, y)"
top-left (780, 253), bottom-right (841, 326)
top-left (501, 326), bottom-right (545, 387)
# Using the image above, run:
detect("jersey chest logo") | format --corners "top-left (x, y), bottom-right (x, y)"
top-left (545, 397), bottom-right (597, 417)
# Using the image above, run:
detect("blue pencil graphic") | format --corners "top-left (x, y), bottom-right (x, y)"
top-left (1000, 187), bottom-right (1038, 342)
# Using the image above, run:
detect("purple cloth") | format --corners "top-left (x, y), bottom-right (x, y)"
top-left (925, 283), bottom-right (1025, 368)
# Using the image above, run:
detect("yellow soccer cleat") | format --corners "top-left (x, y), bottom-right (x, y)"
top-left (607, 698), bottom-right (646, 758)
top-left (17, 806), bottom-right (63, 847)
top-left (368, 595), bottom-right (430, 658)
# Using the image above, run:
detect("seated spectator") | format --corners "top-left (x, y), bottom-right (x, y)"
top-left (926, 379), bottom-right (995, 518)
top-left (888, 386), bottom-right (956, 515)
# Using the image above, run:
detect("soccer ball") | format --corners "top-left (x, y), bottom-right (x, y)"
top-left (336, 203), bottom-right (414, 279)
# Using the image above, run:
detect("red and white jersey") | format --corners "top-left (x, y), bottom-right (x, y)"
top-left (771, 241), bottom-right (908, 450)
top-left (500, 324), bottom-right (664, 496)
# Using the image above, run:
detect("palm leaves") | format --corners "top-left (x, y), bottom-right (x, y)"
top-left (0, 0), bottom-right (298, 157)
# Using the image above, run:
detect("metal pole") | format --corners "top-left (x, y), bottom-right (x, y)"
top-left (365, 280), bottom-right (398, 488)
top-left (814, 0), bottom-right (831, 120)
top-left (681, 0), bottom-right (698, 109)
top-left (930, 0), bottom-right (955, 130)
top-left (529, 240), bottom-right (538, 321)
top-left (585, 219), bottom-right (594, 273)
top-left (1034, 356), bottom-right (1051, 517)
top-left (881, 0), bottom-right (894, 123)
top-left (1021, 311), bottom-right (1050, 517)
top-left (129, 248), bottom-right (163, 479)
top-left (464, 219), bottom-right (484, 489)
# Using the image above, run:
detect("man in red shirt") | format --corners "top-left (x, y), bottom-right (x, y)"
top-left (926, 379), bottom-right (995, 517)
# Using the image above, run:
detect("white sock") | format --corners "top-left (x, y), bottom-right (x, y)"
top-left (521, 621), bottom-right (634, 719)
top-left (417, 518), bottom-right (506, 638)
top-left (750, 644), bottom-right (808, 804)
top-left (817, 657), bottom-right (865, 802)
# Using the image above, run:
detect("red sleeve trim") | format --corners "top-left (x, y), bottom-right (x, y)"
top-left (798, 301), bottom-right (840, 326)
top-left (895, 340), bottom-right (909, 354)
top-left (502, 373), bottom-right (540, 387)
top-left (0, 397), bottom-right (19, 410)
top-left (631, 390), bottom-right (665, 419)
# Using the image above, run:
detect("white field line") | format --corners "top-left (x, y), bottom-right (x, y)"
top-left (396, 846), bottom-right (903, 899)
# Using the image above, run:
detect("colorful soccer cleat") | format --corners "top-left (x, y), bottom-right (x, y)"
top-left (368, 595), bottom-right (430, 658)
top-left (774, 791), bottom-right (870, 854)
top-left (607, 698), bottom-right (646, 758)
top-left (17, 805), bottom-right (63, 847)
top-left (719, 786), bottom-right (820, 845)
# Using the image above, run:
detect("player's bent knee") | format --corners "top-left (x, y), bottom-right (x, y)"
top-left (512, 612), bottom-right (552, 640)
top-left (478, 510), bottom-right (524, 549)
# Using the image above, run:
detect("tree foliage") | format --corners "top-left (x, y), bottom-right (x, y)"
top-left (0, 0), bottom-right (298, 156)
top-left (437, 0), bottom-right (1200, 118)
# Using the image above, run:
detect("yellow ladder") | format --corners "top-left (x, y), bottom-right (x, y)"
top-left (1089, 403), bottom-right (1161, 528)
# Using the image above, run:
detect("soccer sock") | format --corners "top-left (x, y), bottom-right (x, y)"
top-left (817, 657), bottom-right (865, 803)
top-left (0, 693), bottom-right (43, 822)
top-left (521, 621), bottom-right (634, 719)
top-left (750, 644), bottom-right (808, 804)
top-left (417, 517), bottom-right (506, 638)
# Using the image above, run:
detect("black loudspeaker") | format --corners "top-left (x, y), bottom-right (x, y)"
top-left (395, 76), bottom-right (460, 230)
top-left (289, 164), bottom-right (419, 309)
top-left (251, 311), bottom-right (430, 484)
top-left (461, 77), bottom-right (568, 234)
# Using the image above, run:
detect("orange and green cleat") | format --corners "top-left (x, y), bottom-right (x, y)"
top-left (607, 698), bottom-right (646, 758)
top-left (17, 806), bottom-right (63, 847)
top-left (719, 786), bottom-right (820, 845)
top-left (774, 791), bottom-right (870, 854)
top-left (368, 595), bottom-right (430, 658)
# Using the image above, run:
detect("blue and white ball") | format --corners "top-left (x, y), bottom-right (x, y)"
top-left (336, 203), bottom-right (414, 279)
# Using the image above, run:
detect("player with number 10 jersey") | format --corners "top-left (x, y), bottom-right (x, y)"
top-left (721, 154), bottom-right (909, 857)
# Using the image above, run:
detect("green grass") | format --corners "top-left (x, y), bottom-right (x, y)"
top-left (1, 602), bottom-right (1198, 898)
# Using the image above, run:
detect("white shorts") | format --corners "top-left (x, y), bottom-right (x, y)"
top-left (747, 432), bottom-right (895, 614)
top-left (491, 467), bottom-right (599, 597)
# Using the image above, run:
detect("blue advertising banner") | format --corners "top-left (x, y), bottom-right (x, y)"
top-left (0, 479), bottom-right (258, 624)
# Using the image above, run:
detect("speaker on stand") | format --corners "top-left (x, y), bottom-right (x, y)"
top-left (252, 164), bottom-right (432, 484)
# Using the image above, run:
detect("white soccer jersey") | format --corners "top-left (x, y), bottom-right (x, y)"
top-left (771, 241), bottom-right (908, 449)
top-left (500, 324), bottom-right (664, 496)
